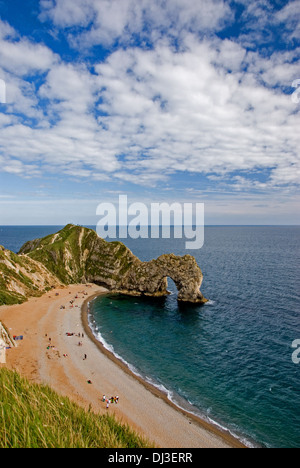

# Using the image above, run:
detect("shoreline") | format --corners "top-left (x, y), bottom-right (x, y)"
top-left (0, 285), bottom-right (246, 448)
top-left (81, 292), bottom-right (247, 449)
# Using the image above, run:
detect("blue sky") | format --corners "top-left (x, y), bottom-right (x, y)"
top-left (0, 0), bottom-right (299, 225)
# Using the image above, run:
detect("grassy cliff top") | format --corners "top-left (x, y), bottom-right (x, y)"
top-left (18, 224), bottom-right (137, 287)
top-left (0, 368), bottom-right (151, 448)
top-left (2, 224), bottom-right (206, 305)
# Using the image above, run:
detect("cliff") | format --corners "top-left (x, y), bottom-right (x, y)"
top-left (0, 245), bottom-right (62, 305)
top-left (2, 224), bottom-right (207, 305)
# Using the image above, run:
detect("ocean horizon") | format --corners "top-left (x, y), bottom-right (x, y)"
top-left (1, 225), bottom-right (299, 448)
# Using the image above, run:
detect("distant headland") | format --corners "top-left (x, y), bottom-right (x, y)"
top-left (0, 224), bottom-right (208, 306)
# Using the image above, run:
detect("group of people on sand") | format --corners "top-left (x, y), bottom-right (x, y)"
top-left (48, 288), bottom-right (121, 411)
top-left (102, 394), bottom-right (119, 409)
top-left (67, 291), bottom-right (88, 309)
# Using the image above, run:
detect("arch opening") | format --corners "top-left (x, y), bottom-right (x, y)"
top-left (166, 276), bottom-right (177, 296)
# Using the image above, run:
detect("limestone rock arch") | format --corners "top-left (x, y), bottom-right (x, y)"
top-left (118, 254), bottom-right (208, 304)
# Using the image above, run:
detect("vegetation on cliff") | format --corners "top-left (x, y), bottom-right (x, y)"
top-left (19, 224), bottom-right (137, 288)
top-left (1, 224), bottom-right (207, 305)
top-left (0, 368), bottom-right (151, 448)
top-left (0, 245), bottom-right (61, 306)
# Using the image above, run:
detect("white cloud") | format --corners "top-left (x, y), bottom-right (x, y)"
top-left (246, 48), bottom-right (300, 88)
top-left (39, 0), bottom-right (300, 55)
top-left (39, 0), bottom-right (232, 48)
top-left (39, 62), bottom-right (97, 114)
top-left (0, 8), bottom-right (299, 194)
top-left (91, 40), bottom-right (299, 186)
top-left (0, 19), bottom-right (17, 40)
top-left (39, 0), bottom-right (95, 27)
top-left (0, 20), bottom-right (57, 76)
top-left (0, 20), bottom-right (58, 121)
top-left (275, 0), bottom-right (300, 40)
top-left (233, 0), bottom-right (300, 49)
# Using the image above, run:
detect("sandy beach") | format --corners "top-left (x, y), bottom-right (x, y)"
top-left (0, 284), bottom-right (245, 448)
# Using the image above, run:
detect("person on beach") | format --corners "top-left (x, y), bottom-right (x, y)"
top-left (102, 395), bottom-right (106, 402)
top-left (106, 400), bottom-right (110, 409)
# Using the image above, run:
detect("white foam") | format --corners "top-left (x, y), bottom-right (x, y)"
top-left (88, 316), bottom-right (143, 378)
top-left (204, 299), bottom-right (215, 306)
top-left (87, 312), bottom-right (257, 449)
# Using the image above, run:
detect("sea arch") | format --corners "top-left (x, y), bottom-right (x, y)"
top-left (119, 254), bottom-right (208, 304)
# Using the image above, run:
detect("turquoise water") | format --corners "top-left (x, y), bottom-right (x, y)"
top-left (1, 226), bottom-right (299, 447)
top-left (88, 227), bottom-right (300, 448)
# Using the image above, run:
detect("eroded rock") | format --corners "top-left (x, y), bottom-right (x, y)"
top-left (19, 224), bottom-right (208, 304)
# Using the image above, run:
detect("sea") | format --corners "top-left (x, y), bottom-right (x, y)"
top-left (0, 225), bottom-right (299, 448)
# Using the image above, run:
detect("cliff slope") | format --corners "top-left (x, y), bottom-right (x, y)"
top-left (0, 245), bottom-right (62, 305)
top-left (19, 224), bottom-right (207, 304)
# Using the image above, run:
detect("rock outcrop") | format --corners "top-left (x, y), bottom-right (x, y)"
top-left (118, 253), bottom-right (206, 303)
top-left (0, 321), bottom-right (15, 363)
top-left (0, 321), bottom-right (15, 349)
top-left (18, 224), bottom-right (208, 304)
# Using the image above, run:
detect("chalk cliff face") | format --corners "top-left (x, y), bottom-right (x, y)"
top-left (19, 224), bottom-right (208, 304)
top-left (0, 321), bottom-right (15, 348)
top-left (0, 245), bottom-right (62, 305)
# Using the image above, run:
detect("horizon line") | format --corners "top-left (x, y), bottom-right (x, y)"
top-left (0, 224), bottom-right (299, 228)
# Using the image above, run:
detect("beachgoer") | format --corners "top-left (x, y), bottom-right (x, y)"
top-left (106, 401), bottom-right (110, 409)
top-left (102, 395), bottom-right (106, 402)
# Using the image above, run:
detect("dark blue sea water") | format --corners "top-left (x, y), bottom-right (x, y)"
top-left (1, 226), bottom-right (299, 448)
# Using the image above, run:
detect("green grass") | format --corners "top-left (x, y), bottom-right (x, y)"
top-left (0, 291), bottom-right (27, 306)
top-left (0, 368), bottom-right (152, 448)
